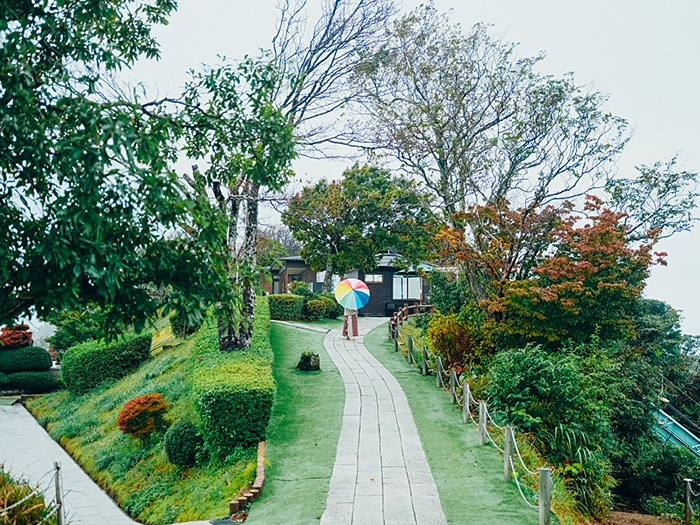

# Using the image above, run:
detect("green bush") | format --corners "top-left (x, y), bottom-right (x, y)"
top-left (165, 420), bottom-right (205, 468)
top-left (318, 292), bottom-right (343, 318)
top-left (192, 297), bottom-right (276, 462)
top-left (288, 281), bottom-right (310, 294)
top-left (305, 299), bottom-right (327, 321)
top-left (0, 345), bottom-right (53, 373)
top-left (61, 333), bottom-right (152, 395)
top-left (268, 294), bottom-right (305, 320)
top-left (0, 472), bottom-right (59, 524)
top-left (170, 311), bottom-right (202, 339)
top-left (0, 371), bottom-right (9, 388)
top-left (7, 371), bottom-right (58, 393)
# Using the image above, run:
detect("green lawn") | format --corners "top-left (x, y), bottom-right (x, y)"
top-left (247, 320), bottom-right (344, 524)
top-left (363, 324), bottom-right (541, 525)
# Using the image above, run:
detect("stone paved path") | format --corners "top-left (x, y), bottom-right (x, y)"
top-left (0, 404), bottom-right (210, 525)
top-left (321, 317), bottom-right (447, 525)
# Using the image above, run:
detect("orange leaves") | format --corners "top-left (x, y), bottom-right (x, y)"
top-left (117, 393), bottom-right (168, 444)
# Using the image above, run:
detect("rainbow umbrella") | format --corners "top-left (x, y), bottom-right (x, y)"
top-left (334, 278), bottom-right (370, 310)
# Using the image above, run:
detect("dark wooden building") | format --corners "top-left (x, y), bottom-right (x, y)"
top-left (346, 253), bottom-right (431, 317)
top-left (264, 256), bottom-right (318, 294)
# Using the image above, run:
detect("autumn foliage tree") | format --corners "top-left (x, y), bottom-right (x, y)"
top-left (117, 393), bottom-right (169, 445)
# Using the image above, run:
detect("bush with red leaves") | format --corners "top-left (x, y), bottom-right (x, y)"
top-left (117, 393), bottom-right (168, 445)
top-left (0, 325), bottom-right (33, 349)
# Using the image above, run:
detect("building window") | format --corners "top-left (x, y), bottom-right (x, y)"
top-left (365, 274), bottom-right (383, 284)
top-left (393, 275), bottom-right (421, 300)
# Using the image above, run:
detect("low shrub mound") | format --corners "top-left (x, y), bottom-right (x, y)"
top-left (61, 333), bottom-right (152, 395)
top-left (0, 323), bottom-right (56, 394)
top-left (165, 420), bottom-right (205, 468)
top-left (0, 345), bottom-right (53, 372)
top-left (6, 371), bottom-right (58, 393)
top-left (269, 291), bottom-right (342, 321)
top-left (269, 293), bottom-right (305, 320)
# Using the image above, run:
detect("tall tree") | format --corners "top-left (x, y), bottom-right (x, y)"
top-left (0, 0), bottom-right (229, 331)
top-left (181, 56), bottom-right (297, 351)
top-left (282, 164), bottom-right (431, 290)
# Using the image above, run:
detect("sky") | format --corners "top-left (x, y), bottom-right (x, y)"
top-left (125, 0), bottom-right (700, 335)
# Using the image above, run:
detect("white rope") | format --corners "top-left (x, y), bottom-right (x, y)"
top-left (690, 483), bottom-right (700, 498)
top-left (509, 456), bottom-right (539, 509)
top-left (510, 429), bottom-right (539, 476)
top-left (0, 484), bottom-right (44, 514)
top-left (485, 405), bottom-right (505, 430)
top-left (484, 426), bottom-right (505, 454)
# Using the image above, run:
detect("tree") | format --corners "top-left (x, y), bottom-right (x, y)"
top-left (352, 4), bottom-right (631, 301)
top-left (0, 0), bottom-right (229, 332)
top-left (283, 164), bottom-right (431, 290)
top-left (181, 56), bottom-right (297, 351)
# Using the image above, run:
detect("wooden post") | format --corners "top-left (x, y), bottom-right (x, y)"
top-left (478, 401), bottom-right (487, 446)
top-left (504, 427), bottom-right (513, 482)
top-left (449, 368), bottom-right (457, 403)
top-left (422, 346), bottom-right (428, 376)
top-left (462, 381), bottom-right (469, 423)
top-left (685, 478), bottom-right (692, 525)
top-left (408, 335), bottom-right (414, 365)
top-left (394, 334), bottom-right (399, 352)
top-left (54, 461), bottom-right (64, 525)
top-left (436, 356), bottom-right (444, 388)
top-left (539, 468), bottom-right (552, 525)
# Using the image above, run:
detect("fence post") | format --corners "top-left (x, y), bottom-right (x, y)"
top-left (539, 467), bottom-right (552, 525)
top-left (504, 427), bottom-right (513, 482)
top-left (408, 335), bottom-right (414, 365)
top-left (449, 369), bottom-right (457, 403)
top-left (436, 356), bottom-right (444, 388)
top-left (422, 347), bottom-right (428, 376)
top-left (54, 461), bottom-right (65, 525)
top-left (463, 381), bottom-right (470, 423)
top-left (478, 401), bottom-right (487, 446)
top-left (685, 478), bottom-right (692, 525)
top-left (394, 333), bottom-right (399, 352)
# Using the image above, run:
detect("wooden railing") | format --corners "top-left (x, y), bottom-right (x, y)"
top-left (388, 303), bottom-right (432, 340)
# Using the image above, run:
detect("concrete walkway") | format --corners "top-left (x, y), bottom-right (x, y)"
top-left (321, 318), bottom-right (447, 525)
top-left (0, 404), bottom-right (210, 525)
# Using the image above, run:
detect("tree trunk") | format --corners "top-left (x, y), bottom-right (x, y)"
top-left (219, 182), bottom-right (260, 351)
top-left (322, 259), bottom-right (335, 292)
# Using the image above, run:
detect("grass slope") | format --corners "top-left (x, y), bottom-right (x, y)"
top-left (26, 309), bottom-right (273, 525)
top-left (247, 320), bottom-right (344, 524)
top-left (363, 324), bottom-right (541, 525)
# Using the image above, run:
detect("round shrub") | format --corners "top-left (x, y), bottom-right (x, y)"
top-left (318, 295), bottom-right (340, 319)
top-left (318, 292), bottom-right (343, 318)
top-left (0, 372), bottom-right (10, 388)
top-left (305, 299), bottom-right (327, 321)
top-left (164, 421), bottom-right (204, 468)
top-left (288, 281), bottom-right (310, 294)
top-left (8, 371), bottom-right (58, 393)
top-left (117, 393), bottom-right (168, 445)
top-left (0, 346), bottom-right (53, 373)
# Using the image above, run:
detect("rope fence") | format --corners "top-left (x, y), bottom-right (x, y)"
top-left (0, 462), bottom-right (64, 525)
top-left (388, 314), bottom-right (553, 525)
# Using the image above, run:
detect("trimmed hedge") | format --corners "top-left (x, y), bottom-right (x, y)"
top-left (0, 346), bottom-right (52, 373)
top-left (305, 299), bottom-right (327, 321)
top-left (268, 294), bottom-right (305, 321)
top-left (191, 297), bottom-right (276, 462)
top-left (61, 333), bottom-right (152, 395)
top-left (7, 371), bottom-right (58, 393)
top-left (0, 372), bottom-right (10, 388)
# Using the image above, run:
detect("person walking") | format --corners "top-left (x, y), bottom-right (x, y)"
top-left (343, 308), bottom-right (358, 340)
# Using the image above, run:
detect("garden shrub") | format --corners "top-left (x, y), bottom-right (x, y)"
top-left (0, 324), bottom-right (33, 348)
top-left (0, 372), bottom-right (9, 388)
top-left (0, 345), bottom-right (53, 373)
top-left (164, 420), bottom-right (204, 468)
top-left (428, 271), bottom-right (470, 314)
top-left (427, 313), bottom-right (489, 368)
top-left (318, 292), bottom-right (343, 318)
top-left (8, 371), bottom-right (59, 393)
top-left (117, 393), bottom-right (168, 444)
top-left (288, 281), bottom-right (310, 294)
top-left (61, 333), bottom-right (152, 395)
top-left (268, 293), bottom-right (305, 320)
top-left (170, 311), bottom-right (202, 339)
top-left (305, 299), bottom-right (327, 321)
top-left (0, 471), bottom-right (58, 524)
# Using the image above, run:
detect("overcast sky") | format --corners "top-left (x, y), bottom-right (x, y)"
top-left (126, 1), bottom-right (700, 335)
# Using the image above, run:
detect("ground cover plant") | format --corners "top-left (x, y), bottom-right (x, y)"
top-left (0, 470), bottom-right (59, 524)
top-left (27, 297), bottom-right (275, 524)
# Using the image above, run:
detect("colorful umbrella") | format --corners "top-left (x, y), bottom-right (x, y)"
top-left (334, 278), bottom-right (370, 310)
